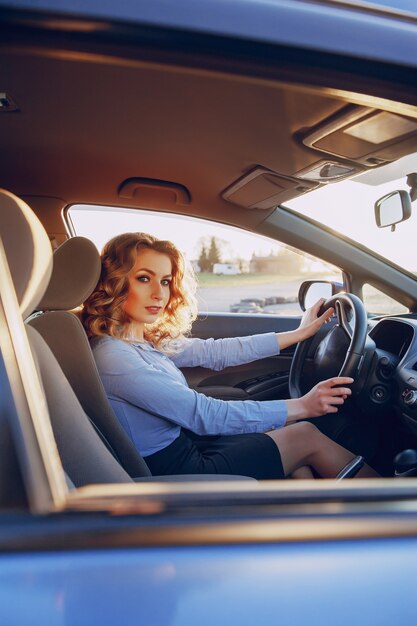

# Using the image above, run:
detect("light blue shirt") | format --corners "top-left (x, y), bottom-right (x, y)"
top-left (91, 333), bottom-right (288, 456)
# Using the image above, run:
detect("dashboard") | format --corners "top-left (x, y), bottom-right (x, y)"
top-left (369, 317), bottom-right (417, 437)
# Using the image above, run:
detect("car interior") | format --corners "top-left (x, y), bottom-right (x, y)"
top-left (2, 4), bottom-right (417, 519)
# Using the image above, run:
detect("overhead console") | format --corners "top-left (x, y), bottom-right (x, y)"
top-left (223, 104), bottom-right (417, 210)
top-left (299, 104), bottom-right (417, 168)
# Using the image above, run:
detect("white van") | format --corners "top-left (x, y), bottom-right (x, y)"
top-left (213, 263), bottom-right (241, 275)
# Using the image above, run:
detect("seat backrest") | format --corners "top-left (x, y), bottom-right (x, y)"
top-left (27, 325), bottom-right (132, 485)
top-left (29, 236), bottom-right (152, 478)
top-left (0, 188), bottom-right (133, 487)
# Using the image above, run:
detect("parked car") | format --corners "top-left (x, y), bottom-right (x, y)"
top-left (229, 302), bottom-right (264, 313)
top-left (2, 0), bottom-right (417, 624)
top-left (265, 296), bottom-right (286, 306)
top-left (239, 298), bottom-right (266, 307)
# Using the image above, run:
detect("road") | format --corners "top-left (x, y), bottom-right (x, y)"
top-left (197, 280), bottom-right (302, 314)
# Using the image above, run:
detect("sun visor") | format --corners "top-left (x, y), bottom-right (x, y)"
top-left (222, 166), bottom-right (318, 209)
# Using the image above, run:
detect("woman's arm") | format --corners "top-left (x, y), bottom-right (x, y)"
top-left (171, 333), bottom-right (279, 370)
top-left (94, 338), bottom-right (352, 438)
top-left (173, 299), bottom-right (334, 369)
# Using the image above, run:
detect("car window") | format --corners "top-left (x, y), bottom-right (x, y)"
top-left (286, 171), bottom-right (417, 277)
top-left (68, 206), bottom-right (342, 315)
top-left (363, 283), bottom-right (408, 316)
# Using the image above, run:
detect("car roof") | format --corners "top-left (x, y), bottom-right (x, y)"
top-left (1, 0), bottom-right (417, 239)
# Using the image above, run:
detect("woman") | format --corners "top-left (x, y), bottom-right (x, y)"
top-left (81, 232), bottom-right (378, 480)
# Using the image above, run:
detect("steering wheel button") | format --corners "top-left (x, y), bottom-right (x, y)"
top-left (403, 390), bottom-right (417, 406)
top-left (371, 385), bottom-right (387, 402)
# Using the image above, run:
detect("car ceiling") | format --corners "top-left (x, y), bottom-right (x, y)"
top-left (2, 10), bottom-right (417, 236)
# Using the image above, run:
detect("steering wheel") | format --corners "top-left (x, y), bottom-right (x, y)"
top-left (288, 293), bottom-right (368, 398)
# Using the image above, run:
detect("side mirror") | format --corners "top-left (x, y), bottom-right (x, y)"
top-left (374, 190), bottom-right (411, 231)
top-left (298, 280), bottom-right (344, 312)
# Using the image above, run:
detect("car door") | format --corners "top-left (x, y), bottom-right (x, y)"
top-left (185, 312), bottom-right (299, 401)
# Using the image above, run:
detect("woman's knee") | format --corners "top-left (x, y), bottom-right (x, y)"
top-left (266, 421), bottom-right (322, 475)
top-left (296, 421), bottom-right (327, 456)
top-left (267, 420), bottom-right (319, 447)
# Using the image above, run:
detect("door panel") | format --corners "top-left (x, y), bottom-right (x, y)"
top-left (184, 312), bottom-right (300, 400)
top-left (191, 312), bottom-right (299, 340)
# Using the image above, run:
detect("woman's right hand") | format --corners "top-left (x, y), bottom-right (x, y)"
top-left (285, 376), bottom-right (353, 422)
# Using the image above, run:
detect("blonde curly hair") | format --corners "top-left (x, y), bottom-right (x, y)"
top-left (81, 232), bottom-right (198, 348)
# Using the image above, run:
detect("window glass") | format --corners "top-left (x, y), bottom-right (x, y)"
top-left (363, 283), bottom-right (408, 316)
top-left (286, 171), bottom-right (417, 278)
top-left (68, 206), bottom-right (341, 315)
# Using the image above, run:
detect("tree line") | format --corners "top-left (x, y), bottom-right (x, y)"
top-left (196, 236), bottom-right (304, 274)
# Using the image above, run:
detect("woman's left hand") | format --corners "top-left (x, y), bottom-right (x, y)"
top-left (276, 298), bottom-right (334, 352)
top-left (298, 298), bottom-right (334, 341)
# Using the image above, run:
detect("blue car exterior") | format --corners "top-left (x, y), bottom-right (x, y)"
top-left (1, 537), bottom-right (417, 625)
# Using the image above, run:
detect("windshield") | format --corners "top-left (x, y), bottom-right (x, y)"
top-left (286, 156), bottom-right (417, 275)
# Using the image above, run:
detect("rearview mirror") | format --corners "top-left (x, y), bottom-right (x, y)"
top-left (374, 190), bottom-right (411, 231)
top-left (298, 280), bottom-right (344, 312)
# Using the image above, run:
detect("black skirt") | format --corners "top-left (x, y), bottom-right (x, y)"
top-left (144, 429), bottom-right (285, 480)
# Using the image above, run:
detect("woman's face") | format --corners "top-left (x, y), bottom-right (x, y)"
top-left (123, 248), bottom-right (172, 336)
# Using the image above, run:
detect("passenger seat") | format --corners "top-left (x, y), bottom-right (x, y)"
top-left (0, 188), bottom-right (132, 488)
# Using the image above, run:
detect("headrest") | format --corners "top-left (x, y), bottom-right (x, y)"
top-left (0, 188), bottom-right (52, 319)
top-left (37, 236), bottom-right (101, 311)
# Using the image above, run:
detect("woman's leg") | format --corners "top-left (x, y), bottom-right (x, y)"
top-left (266, 421), bottom-right (378, 478)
